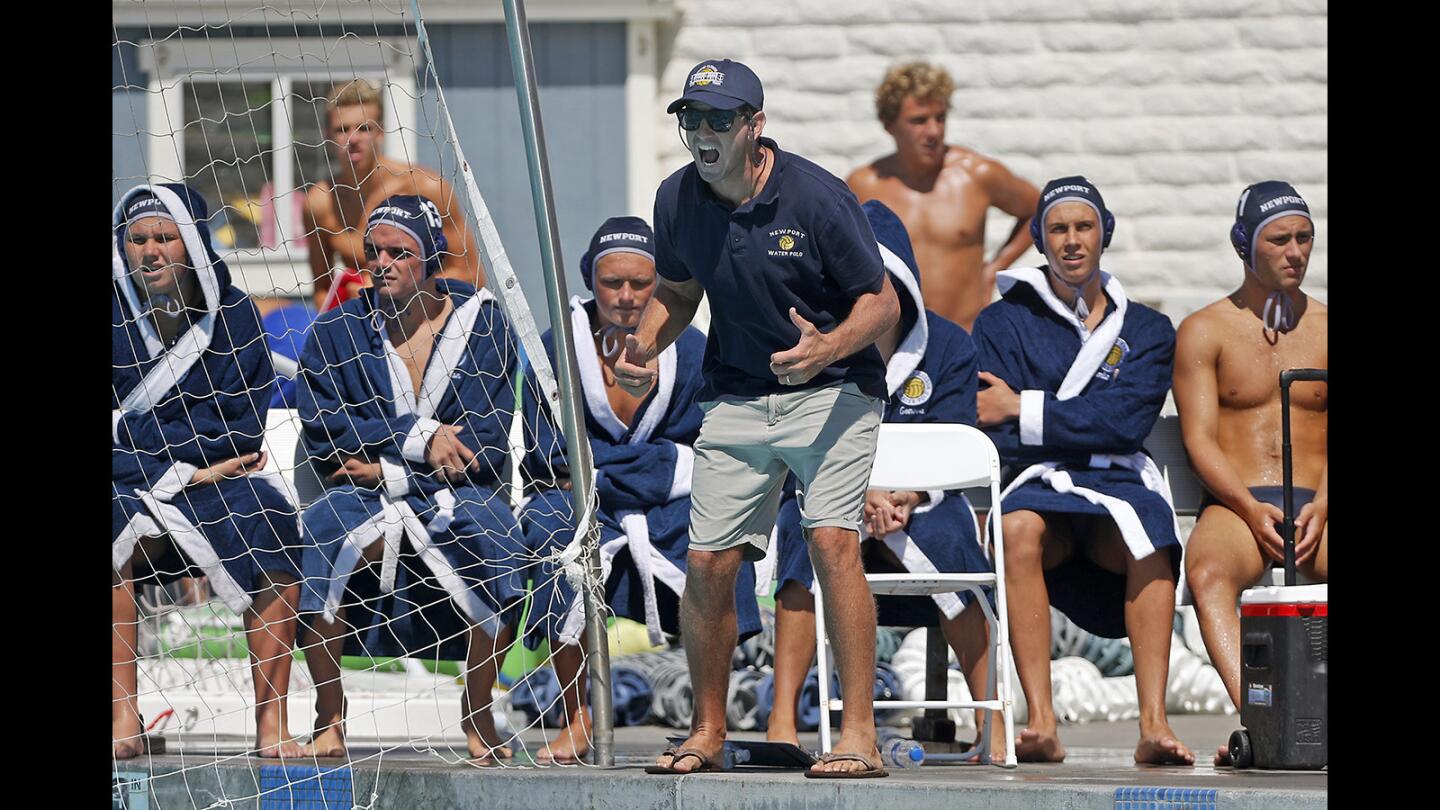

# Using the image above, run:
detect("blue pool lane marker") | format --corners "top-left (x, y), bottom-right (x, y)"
top-left (259, 764), bottom-right (354, 810)
top-left (1114, 786), bottom-right (1219, 809)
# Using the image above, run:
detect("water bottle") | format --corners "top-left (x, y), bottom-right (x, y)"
top-left (880, 736), bottom-right (925, 769)
top-left (720, 744), bottom-right (751, 770)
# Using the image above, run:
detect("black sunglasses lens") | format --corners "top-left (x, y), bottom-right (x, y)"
top-left (679, 109), bottom-right (739, 132)
top-left (708, 111), bottom-right (737, 132)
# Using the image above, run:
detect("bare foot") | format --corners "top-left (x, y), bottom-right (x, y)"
top-left (302, 726), bottom-right (347, 759)
top-left (656, 730), bottom-right (725, 773)
top-left (257, 737), bottom-right (306, 759)
top-left (808, 730), bottom-right (880, 775)
top-left (1015, 727), bottom-right (1066, 763)
top-left (1134, 729), bottom-right (1195, 766)
top-left (536, 709), bottom-right (591, 765)
top-left (467, 742), bottom-right (514, 766)
top-left (1213, 743), bottom-right (1233, 767)
top-left (113, 738), bottom-right (146, 760)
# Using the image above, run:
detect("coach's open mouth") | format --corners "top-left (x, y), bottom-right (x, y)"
top-left (699, 148), bottom-right (719, 165)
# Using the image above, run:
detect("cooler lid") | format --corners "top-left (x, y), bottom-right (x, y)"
top-left (1240, 584), bottom-right (1328, 605)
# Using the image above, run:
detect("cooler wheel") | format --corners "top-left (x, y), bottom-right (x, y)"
top-left (1227, 729), bottom-right (1253, 769)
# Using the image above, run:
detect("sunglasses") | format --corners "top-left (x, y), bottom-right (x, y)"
top-left (677, 108), bottom-right (748, 132)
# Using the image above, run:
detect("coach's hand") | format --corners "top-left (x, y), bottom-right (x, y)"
top-left (770, 308), bottom-right (836, 386)
top-left (613, 334), bottom-right (658, 397)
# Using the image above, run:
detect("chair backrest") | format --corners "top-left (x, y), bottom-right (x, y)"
top-left (261, 408), bottom-right (326, 508)
top-left (1142, 415), bottom-right (1204, 517)
top-left (867, 423), bottom-right (999, 492)
top-left (879, 416), bottom-right (1205, 515)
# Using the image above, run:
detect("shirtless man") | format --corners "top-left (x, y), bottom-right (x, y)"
top-left (848, 62), bottom-right (1039, 331)
top-left (1173, 181), bottom-right (1327, 766)
top-left (303, 79), bottom-right (484, 310)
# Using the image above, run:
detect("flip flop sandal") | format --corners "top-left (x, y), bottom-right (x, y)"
top-left (804, 751), bottom-right (889, 779)
top-left (645, 746), bottom-right (726, 774)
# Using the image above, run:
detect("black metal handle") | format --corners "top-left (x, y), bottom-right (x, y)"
top-left (1278, 368), bottom-right (1327, 586)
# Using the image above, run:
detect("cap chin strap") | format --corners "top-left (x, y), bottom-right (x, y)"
top-left (596, 323), bottom-right (634, 360)
top-left (148, 293), bottom-right (187, 319)
top-left (1244, 263), bottom-right (1297, 333)
top-left (1046, 254), bottom-right (1100, 321)
top-left (1262, 291), bottom-right (1296, 333)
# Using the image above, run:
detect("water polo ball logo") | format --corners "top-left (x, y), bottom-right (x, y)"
top-left (1096, 338), bottom-right (1130, 381)
top-left (690, 65), bottom-right (725, 87)
top-left (778, 235), bottom-right (795, 251)
top-left (900, 371), bottom-right (933, 406)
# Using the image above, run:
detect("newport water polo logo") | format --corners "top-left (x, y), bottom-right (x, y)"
top-left (900, 371), bottom-right (933, 406)
top-left (1258, 195), bottom-right (1306, 212)
top-left (599, 231), bottom-right (649, 246)
top-left (768, 228), bottom-right (806, 257)
top-left (1095, 338), bottom-right (1130, 382)
top-left (1043, 184), bottom-right (1092, 204)
top-left (690, 65), bottom-right (725, 87)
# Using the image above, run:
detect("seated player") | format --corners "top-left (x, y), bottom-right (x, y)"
top-left (761, 200), bottom-right (1000, 758)
top-left (517, 217), bottom-right (762, 764)
top-left (295, 195), bottom-right (526, 764)
top-left (112, 183), bottom-right (304, 759)
top-left (1173, 181), bottom-right (1327, 765)
top-left (303, 79), bottom-right (484, 311)
top-left (973, 177), bottom-right (1193, 765)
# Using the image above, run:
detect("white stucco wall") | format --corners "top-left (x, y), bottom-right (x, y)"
top-left (651, 0), bottom-right (1327, 322)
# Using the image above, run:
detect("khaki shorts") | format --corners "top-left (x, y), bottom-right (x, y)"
top-left (688, 382), bottom-right (884, 561)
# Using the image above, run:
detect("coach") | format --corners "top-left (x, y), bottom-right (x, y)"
top-left (616, 59), bottom-right (899, 778)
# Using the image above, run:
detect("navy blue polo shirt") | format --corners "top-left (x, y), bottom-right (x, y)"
top-left (654, 137), bottom-right (888, 401)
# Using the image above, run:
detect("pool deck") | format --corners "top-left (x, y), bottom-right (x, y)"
top-left (114, 714), bottom-right (1326, 809)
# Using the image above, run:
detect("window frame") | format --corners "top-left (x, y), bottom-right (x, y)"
top-left (139, 36), bottom-right (418, 297)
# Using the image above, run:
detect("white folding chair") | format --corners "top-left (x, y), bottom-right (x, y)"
top-left (813, 423), bottom-right (1016, 766)
top-left (260, 408), bottom-right (326, 509)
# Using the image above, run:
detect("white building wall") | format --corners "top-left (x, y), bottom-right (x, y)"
top-left (651, 0), bottom-right (1327, 322)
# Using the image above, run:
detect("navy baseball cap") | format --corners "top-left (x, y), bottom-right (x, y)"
top-left (666, 59), bottom-right (764, 114)
top-left (580, 216), bottom-right (654, 291)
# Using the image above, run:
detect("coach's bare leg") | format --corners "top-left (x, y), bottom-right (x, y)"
top-left (536, 643), bottom-right (591, 764)
top-left (1089, 520), bottom-right (1194, 766)
top-left (247, 571), bottom-right (304, 758)
top-left (766, 580), bottom-right (817, 747)
top-left (806, 526), bottom-right (880, 775)
top-left (463, 623), bottom-right (515, 764)
top-left (655, 545), bottom-right (746, 773)
top-left (1001, 510), bottom-right (1069, 762)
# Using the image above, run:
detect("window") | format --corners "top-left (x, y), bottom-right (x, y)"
top-left (136, 35), bottom-right (418, 296)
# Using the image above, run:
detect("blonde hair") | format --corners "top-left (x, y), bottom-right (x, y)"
top-left (326, 78), bottom-right (384, 116)
top-left (875, 62), bottom-right (954, 125)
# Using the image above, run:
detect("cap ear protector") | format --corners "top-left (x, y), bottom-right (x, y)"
top-left (1229, 220), bottom-right (1251, 266)
top-left (1030, 205), bottom-right (1115, 254)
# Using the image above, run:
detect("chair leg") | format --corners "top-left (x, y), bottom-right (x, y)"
top-left (813, 581), bottom-right (831, 754)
